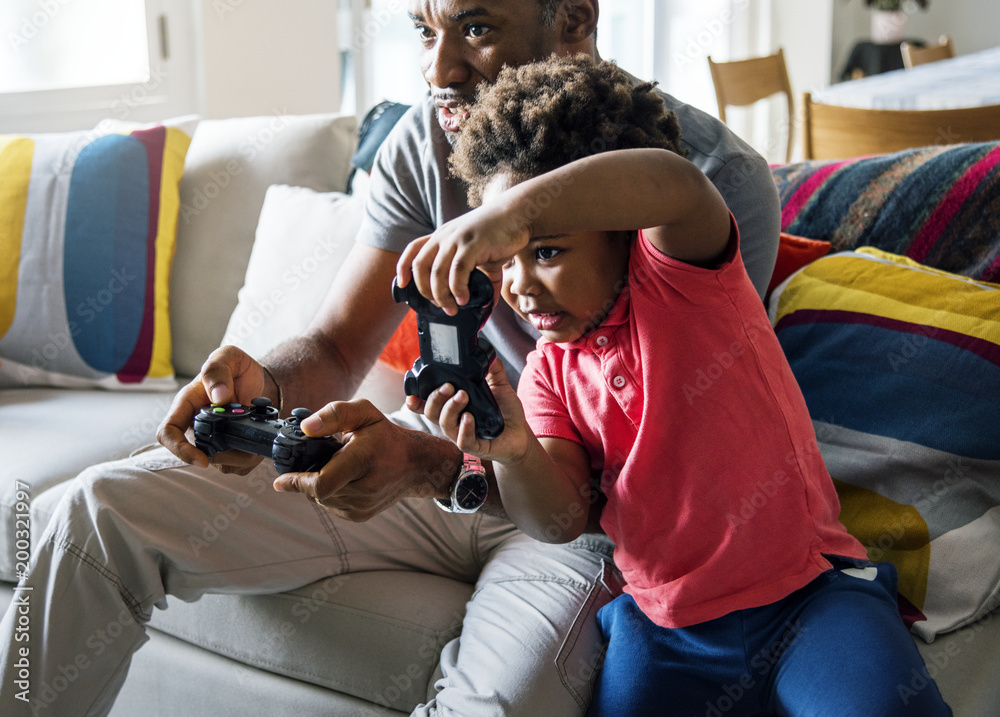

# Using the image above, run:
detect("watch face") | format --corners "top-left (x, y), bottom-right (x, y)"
top-left (455, 472), bottom-right (489, 511)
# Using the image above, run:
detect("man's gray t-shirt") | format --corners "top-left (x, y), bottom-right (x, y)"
top-left (359, 92), bottom-right (780, 386)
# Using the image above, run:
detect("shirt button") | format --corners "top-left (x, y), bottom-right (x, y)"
top-left (612, 375), bottom-right (626, 389)
top-left (595, 335), bottom-right (609, 347)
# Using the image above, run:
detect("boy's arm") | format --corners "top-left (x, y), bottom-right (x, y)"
top-left (419, 360), bottom-right (592, 543)
top-left (494, 435), bottom-right (593, 543)
top-left (504, 148), bottom-right (733, 265)
top-left (398, 148), bottom-right (734, 311)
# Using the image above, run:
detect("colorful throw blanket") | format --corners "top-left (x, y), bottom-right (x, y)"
top-left (772, 143), bottom-right (1000, 282)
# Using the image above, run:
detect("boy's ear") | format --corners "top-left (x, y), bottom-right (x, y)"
top-left (559, 0), bottom-right (599, 46)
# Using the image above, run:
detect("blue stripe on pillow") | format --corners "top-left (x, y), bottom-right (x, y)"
top-left (63, 134), bottom-right (150, 374)
top-left (779, 321), bottom-right (1000, 460)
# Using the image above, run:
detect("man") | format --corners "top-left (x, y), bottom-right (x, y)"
top-left (0, 1), bottom-right (780, 714)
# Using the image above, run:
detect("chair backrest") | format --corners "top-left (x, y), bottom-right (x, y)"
top-left (708, 48), bottom-right (795, 163)
top-left (800, 92), bottom-right (1000, 160)
top-left (901, 35), bottom-right (955, 69)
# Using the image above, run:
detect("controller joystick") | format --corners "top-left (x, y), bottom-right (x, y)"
top-left (193, 398), bottom-right (342, 474)
top-left (391, 269), bottom-right (504, 439)
top-left (251, 396), bottom-right (279, 419)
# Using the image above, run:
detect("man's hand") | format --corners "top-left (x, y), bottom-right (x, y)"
top-left (273, 399), bottom-right (460, 522)
top-left (157, 345), bottom-right (269, 473)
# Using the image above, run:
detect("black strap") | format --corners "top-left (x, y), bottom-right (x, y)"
top-left (346, 100), bottom-right (412, 194)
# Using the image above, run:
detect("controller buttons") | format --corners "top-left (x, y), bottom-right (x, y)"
top-left (612, 375), bottom-right (627, 389)
top-left (291, 408), bottom-right (312, 421)
top-left (212, 406), bottom-right (226, 414)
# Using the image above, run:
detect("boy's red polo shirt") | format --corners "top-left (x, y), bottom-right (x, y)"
top-left (518, 223), bottom-right (867, 629)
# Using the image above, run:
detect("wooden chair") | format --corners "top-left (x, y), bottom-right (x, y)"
top-left (901, 35), bottom-right (955, 69)
top-left (708, 48), bottom-right (795, 163)
top-left (800, 92), bottom-right (1000, 160)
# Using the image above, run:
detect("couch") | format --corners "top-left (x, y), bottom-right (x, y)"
top-left (1, 112), bottom-right (999, 715)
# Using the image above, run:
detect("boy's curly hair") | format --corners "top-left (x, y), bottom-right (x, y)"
top-left (449, 54), bottom-right (684, 206)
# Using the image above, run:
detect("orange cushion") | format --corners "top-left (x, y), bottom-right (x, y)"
top-left (378, 310), bottom-right (420, 374)
top-left (767, 232), bottom-right (833, 295)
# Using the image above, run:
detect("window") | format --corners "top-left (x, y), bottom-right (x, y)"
top-left (342, 0), bottom-right (784, 162)
top-left (598, 0), bottom-right (788, 164)
top-left (344, 0), bottom-right (753, 118)
top-left (339, 0), bottom-right (426, 117)
top-left (0, 0), bottom-right (199, 133)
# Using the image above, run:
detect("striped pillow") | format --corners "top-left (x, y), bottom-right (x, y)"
top-left (0, 121), bottom-right (193, 389)
top-left (769, 248), bottom-right (1000, 641)
top-left (772, 142), bottom-right (1000, 283)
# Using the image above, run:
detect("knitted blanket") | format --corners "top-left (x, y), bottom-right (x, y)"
top-left (772, 142), bottom-right (1000, 282)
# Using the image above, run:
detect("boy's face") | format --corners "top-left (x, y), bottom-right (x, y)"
top-left (482, 174), bottom-right (631, 344)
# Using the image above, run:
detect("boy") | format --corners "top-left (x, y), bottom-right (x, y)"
top-left (396, 54), bottom-right (951, 716)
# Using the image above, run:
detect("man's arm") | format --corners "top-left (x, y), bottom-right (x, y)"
top-left (265, 242), bottom-right (411, 414)
top-left (158, 242), bottom-right (407, 459)
top-left (659, 90), bottom-right (781, 298)
top-left (708, 153), bottom-right (781, 298)
top-left (273, 241), bottom-right (523, 519)
top-left (158, 241), bottom-right (479, 521)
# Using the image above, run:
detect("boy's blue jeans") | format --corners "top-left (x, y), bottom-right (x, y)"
top-left (588, 560), bottom-right (952, 717)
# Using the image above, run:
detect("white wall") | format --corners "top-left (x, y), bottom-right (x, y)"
top-left (772, 0), bottom-right (834, 99)
top-left (199, 0), bottom-right (341, 119)
top-left (768, 0), bottom-right (834, 160)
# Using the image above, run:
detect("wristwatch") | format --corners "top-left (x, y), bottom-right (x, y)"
top-left (434, 453), bottom-right (489, 514)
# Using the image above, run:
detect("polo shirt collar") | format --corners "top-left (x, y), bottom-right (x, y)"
top-left (562, 281), bottom-right (631, 352)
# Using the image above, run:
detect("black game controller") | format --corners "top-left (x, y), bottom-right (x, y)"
top-left (193, 397), bottom-right (342, 474)
top-left (391, 269), bottom-right (504, 439)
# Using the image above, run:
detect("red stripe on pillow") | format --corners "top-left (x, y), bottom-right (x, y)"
top-left (118, 126), bottom-right (165, 383)
top-left (780, 160), bottom-right (853, 230)
top-left (909, 144), bottom-right (1000, 265)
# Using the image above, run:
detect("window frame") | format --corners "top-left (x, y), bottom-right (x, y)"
top-left (0, 0), bottom-right (201, 133)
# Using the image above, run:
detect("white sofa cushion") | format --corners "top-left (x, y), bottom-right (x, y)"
top-left (222, 184), bottom-right (363, 358)
top-left (170, 113), bottom-right (357, 379)
top-left (146, 570), bottom-right (471, 712)
top-left (221, 182), bottom-right (406, 414)
top-left (0, 387), bottom-right (174, 580)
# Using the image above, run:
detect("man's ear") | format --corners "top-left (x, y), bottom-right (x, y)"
top-left (559, 0), bottom-right (599, 47)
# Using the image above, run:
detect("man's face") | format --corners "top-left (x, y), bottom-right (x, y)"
top-left (408, 0), bottom-right (561, 139)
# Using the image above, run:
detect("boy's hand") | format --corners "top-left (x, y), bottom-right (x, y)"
top-left (396, 202), bottom-right (530, 315)
top-left (417, 360), bottom-right (530, 464)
